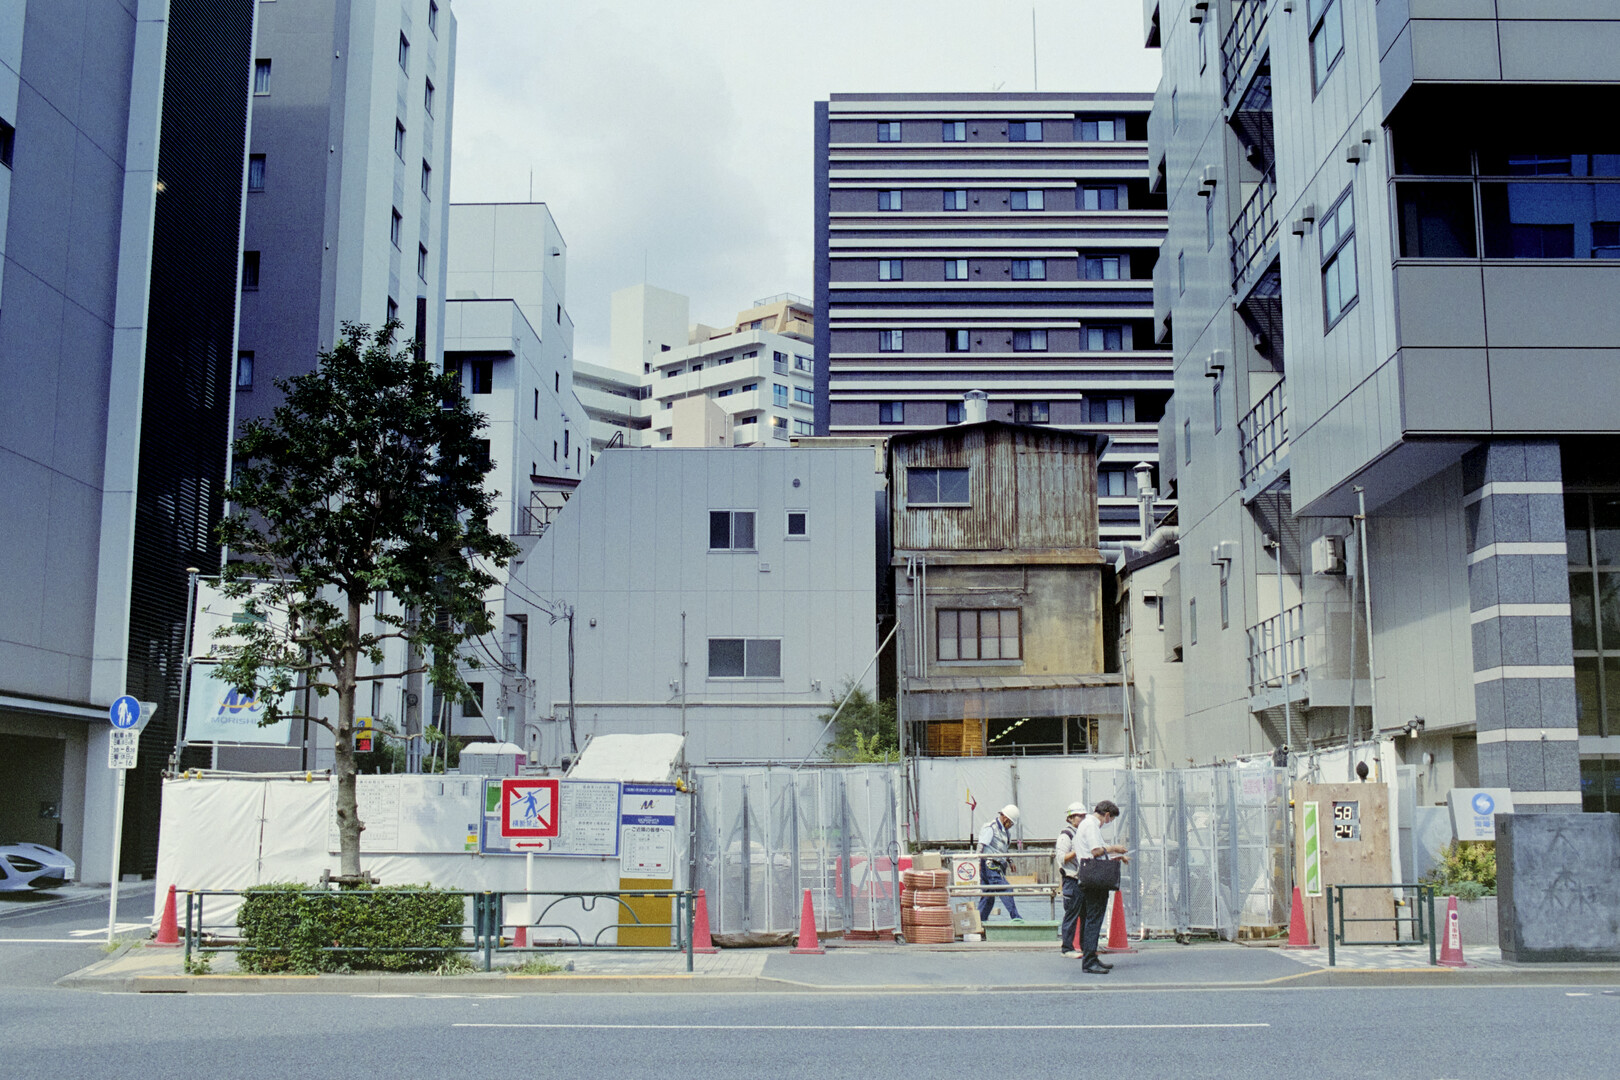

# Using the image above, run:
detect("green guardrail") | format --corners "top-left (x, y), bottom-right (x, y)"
top-left (1325, 883), bottom-right (1436, 967)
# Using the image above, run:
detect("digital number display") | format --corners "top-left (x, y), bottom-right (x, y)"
top-left (1331, 801), bottom-right (1360, 841)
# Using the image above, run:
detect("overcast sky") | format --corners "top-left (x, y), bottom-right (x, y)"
top-left (448, 0), bottom-right (1162, 366)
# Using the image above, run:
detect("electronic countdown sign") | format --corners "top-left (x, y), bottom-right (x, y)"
top-left (1331, 800), bottom-right (1361, 841)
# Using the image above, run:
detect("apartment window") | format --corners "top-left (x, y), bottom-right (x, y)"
top-left (877, 121), bottom-right (901, 142)
top-left (1011, 259), bottom-right (1046, 280)
top-left (1010, 189), bottom-right (1044, 211)
top-left (1199, 18), bottom-right (1208, 72)
top-left (424, 78), bottom-right (435, 115)
top-left (242, 251), bottom-right (260, 289)
top-left (717, 387), bottom-right (734, 398)
top-left (944, 189), bottom-right (969, 211)
top-left (878, 401), bottom-right (905, 425)
top-left (742, 382), bottom-right (758, 392)
top-left (421, 160), bottom-right (432, 197)
top-left (737, 414), bottom-right (757, 425)
top-left (1171, 90), bottom-right (1179, 131)
top-left (469, 359), bottom-right (493, 394)
top-left (1321, 186), bottom-right (1358, 328)
top-left (1396, 183), bottom-right (1477, 258)
top-left (793, 354), bottom-right (813, 373)
top-left (793, 419), bottom-right (814, 436)
top-left (773, 351), bottom-right (789, 372)
top-left (1081, 186), bottom-right (1120, 210)
top-left (1184, 419), bottom-right (1192, 464)
top-left (1086, 326), bottom-right (1124, 351)
top-left (387, 297), bottom-right (398, 324)
top-left (938, 403), bottom-right (960, 426)
top-left (394, 120), bottom-right (406, 159)
top-left (563, 429), bottom-right (571, 460)
top-left (471, 438), bottom-right (492, 472)
top-left (878, 259), bottom-right (903, 280)
top-left (236, 351), bottom-right (254, 389)
top-left (1008, 121), bottom-right (1042, 142)
top-left (1099, 468), bottom-right (1130, 497)
top-left (1013, 401), bottom-right (1050, 424)
top-left (942, 121), bottom-right (966, 141)
top-left (937, 609), bottom-right (1021, 661)
top-left (786, 510), bottom-right (808, 536)
top-left (907, 466), bottom-right (969, 505)
top-left (247, 154), bottom-right (266, 192)
top-left (253, 59), bottom-right (271, 95)
top-left (771, 416), bottom-right (790, 440)
top-left (1078, 118), bottom-right (1121, 142)
top-left (878, 189), bottom-right (903, 211)
top-left (945, 330), bottom-right (970, 352)
top-left (1012, 329), bottom-right (1048, 351)
top-left (398, 33), bottom-right (410, 71)
top-left (1212, 373), bottom-right (1224, 433)
top-left (1090, 397), bottom-right (1126, 424)
top-left (1083, 255), bottom-right (1121, 280)
top-left (708, 638), bottom-right (781, 679)
top-left (794, 387), bottom-right (814, 405)
top-left (390, 208), bottom-right (402, 248)
top-left (429, 0), bottom-right (439, 35)
top-left (1310, 0), bottom-right (1345, 92)
top-left (1177, 251), bottom-right (1186, 294)
top-left (418, 244), bottom-right (428, 280)
top-left (878, 330), bottom-right (903, 351)
top-left (1188, 598), bottom-right (1198, 645)
top-left (534, 389), bottom-right (540, 418)
top-left (1568, 493), bottom-right (1620, 739)
top-left (692, 363), bottom-right (704, 373)
top-left (0, 117), bottom-right (12, 168)
top-left (1220, 575), bottom-right (1230, 629)
top-left (774, 383), bottom-right (789, 406)
top-left (710, 510), bottom-right (756, 551)
top-left (1207, 193), bottom-right (1218, 249)
top-left (464, 682), bottom-right (484, 718)
top-left (945, 259), bottom-right (969, 280)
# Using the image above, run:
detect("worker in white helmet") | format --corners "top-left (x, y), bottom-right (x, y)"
top-left (1054, 802), bottom-right (1087, 955)
top-left (976, 804), bottom-right (1022, 922)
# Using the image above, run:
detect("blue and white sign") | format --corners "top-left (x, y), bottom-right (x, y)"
top-left (1449, 787), bottom-right (1515, 842)
top-left (184, 664), bottom-right (294, 744)
top-left (110, 696), bottom-right (141, 729)
top-left (619, 783), bottom-right (680, 879)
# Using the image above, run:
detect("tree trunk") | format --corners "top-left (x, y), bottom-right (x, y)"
top-left (334, 591), bottom-right (365, 879)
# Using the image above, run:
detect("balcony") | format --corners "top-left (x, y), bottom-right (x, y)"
top-left (518, 489), bottom-right (570, 537)
top-left (1229, 165), bottom-right (1277, 295)
top-left (1247, 604), bottom-right (1306, 700)
top-left (1238, 379), bottom-right (1288, 496)
top-left (1221, 0), bottom-right (1269, 112)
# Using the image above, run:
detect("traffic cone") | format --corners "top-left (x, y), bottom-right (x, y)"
top-left (1438, 894), bottom-right (1468, 968)
top-left (1102, 893), bottom-right (1138, 954)
top-left (512, 925), bottom-right (528, 948)
top-left (692, 889), bottom-right (719, 954)
top-left (790, 888), bottom-right (825, 954)
top-left (152, 885), bottom-right (180, 947)
top-left (1282, 885), bottom-right (1317, 950)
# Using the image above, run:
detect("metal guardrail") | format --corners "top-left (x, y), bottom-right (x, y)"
top-left (1222, 0), bottom-right (1268, 109)
top-left (1239, 379), bottom-right (1288, 487)
top-left (1246, 604), bottom-right (1306, 695)
top-left (1325, 883), bottom-right (1437, 967)
top-left (1230, 165), bottom-right (1278, 291)
top-left (182, 888), bottom-right (696, 973)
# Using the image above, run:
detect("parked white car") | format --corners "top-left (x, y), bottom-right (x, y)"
top-left (0, 842), bottom-right (76, 892)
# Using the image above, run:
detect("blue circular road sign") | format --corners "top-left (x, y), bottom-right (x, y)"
top-left (110, 696), bottom-right (141, 729)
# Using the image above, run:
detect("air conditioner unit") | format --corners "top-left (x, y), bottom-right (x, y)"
top-left (1311, 535), bottom-right (1346, 575)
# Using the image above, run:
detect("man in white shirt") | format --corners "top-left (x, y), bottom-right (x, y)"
top-left (976, 804), bottom-right (1022, 921)
top-left (1054, 802), bottom-right (1086, 956)
top-left (1075, 799), bottom-right (1129, 973)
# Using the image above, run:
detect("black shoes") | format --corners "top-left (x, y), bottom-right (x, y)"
top-left (1082, 961), bottom-right (1110, 974)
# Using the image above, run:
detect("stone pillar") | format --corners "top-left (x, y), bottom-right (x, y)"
top-left (1462, 441), bottom-right (1581, 813)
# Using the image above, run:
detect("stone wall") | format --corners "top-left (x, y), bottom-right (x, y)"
top-left (1498, 814), bottom-right (1620, 962)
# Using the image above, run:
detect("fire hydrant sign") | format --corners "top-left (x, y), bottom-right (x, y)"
top-left (501, 778), bottom-right (559, 839)
top-left (619, 783), bottom-right (679, 879)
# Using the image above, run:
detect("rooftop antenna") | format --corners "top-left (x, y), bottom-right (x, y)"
top-left (1032, 8), bottom-right (1038, 91)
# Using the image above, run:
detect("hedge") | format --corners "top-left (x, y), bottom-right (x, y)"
top-left (237, 882), bottom-right (467, 973)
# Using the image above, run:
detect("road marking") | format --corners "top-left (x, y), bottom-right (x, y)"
top-left (1566, 992), bottom-right (1591, 997)
top-left (70, 923), bottom-right (145, 936)
top-left (453, 1022), bottom-right (1271, 1031)
top-left (0, 937), bottom-right (104, 944)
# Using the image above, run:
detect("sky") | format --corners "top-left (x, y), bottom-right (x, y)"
top-left (448, 0), bottom-right (1162, 366)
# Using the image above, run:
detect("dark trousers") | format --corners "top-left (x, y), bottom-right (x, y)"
top-left (1077, 883), bottom-right (1110, 963)
top-left (977, 860), bottom-right (1021, 920)
top-left (1060, 876), bottom-right (1081, 951)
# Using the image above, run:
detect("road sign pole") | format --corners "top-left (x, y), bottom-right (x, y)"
top-left (106, 767), bottom-right (126, 945)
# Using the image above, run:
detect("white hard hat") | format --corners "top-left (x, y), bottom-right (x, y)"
top-left (1000, 804), bottom-right (1020, 823)
top-left (1066, 802), bottom-right (1086, 818)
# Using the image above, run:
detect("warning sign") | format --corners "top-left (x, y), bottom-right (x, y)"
top-left (500, 778), bottom-right (559, 839)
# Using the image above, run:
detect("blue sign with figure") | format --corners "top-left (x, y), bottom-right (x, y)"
top-left (110, 696), bottom-right (141, 729)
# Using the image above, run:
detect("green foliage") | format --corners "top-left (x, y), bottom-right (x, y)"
top-left (183, 953), bottom-right (213, 975)
top-left (821, 681), bottom-right (898, 762)
top-left (506, 955), bottom-right (567, 975)
top-left (1423, 840), bottom-right (1497, 896)
top-left (236, 882), bottom-right (467, 974)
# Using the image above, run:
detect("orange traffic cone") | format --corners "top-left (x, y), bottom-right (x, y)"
top-left (1282, 885), bottom-right (1317, 950)
top-left (152, 885), bottom-right (180, 947)
top-left (1438, 894), bottom-right (1468, 968)
top-left (790, 888), bottom-right (825, 954)
top-left (511, 925), bottom-right (528, 948)
top-left (692, 889), bottom-right (719, 954)
top-left (1102, 892), bottom-right (1138, 954)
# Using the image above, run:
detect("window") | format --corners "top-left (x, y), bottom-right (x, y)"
top-left (878, 401), bottom-right (905, 425)
top-left (1178, 251), bottom-right (1186, 294)
top-left (242, 250), bottom-right (260, 289)
top-left (464, 682), bottom-right (484, 718)
top-left (1396, 183), bottom-right (1477, 257)
top-left (742, 382), bottom-right (758, 392)
top-left (1184, 419), bottom-right (1192, 464)
top-left (1089, 397), bottom-right (1126, 423)
top-left (877, 121), bottom-right (901, 142)
top-left (390, 208), bottom-right (402, 248)
top-left (1010, 189), bottom-right (1044, 211)
top-left (1188, 598), bottom-right (1198, 645)
top-left (946, 330), bottom-right (970, 352)
top-left (878, 190), bottom-right (903, 211)
top-left (1081, 186), bottom-right (1120, 210)
top-left (794, 387), bottom-right (814, 405)
top-left (794, 354), bottom-right (814, 373)
top-left (1083, 255), bottom-right (1121, 280)
top-left (907, 466), bottom-right (969, 505)
top-left (429, 0), bottom-right (439, 34)
top-left (942, 121), bottom-right (966, 141)
top-left (878, 330), bottom-right (903, 351)
top-left (398, 33), bottom-right (410, 71)
top-left (774, 383), bottom-right (789, 406)
top-left (1013, 401), bottom-right (1049, 424)
top-left (247, 154), bottom-right (266, 192)
top-left (562, 429), bottom-right (571, 460)
top-left (710, 510), bottom-right (756, 551)
top-left (1565, 494), bottom-right (1620, 739)
top-left (1212, 373), bottom-right (1223, 433)
top-left (236, 351), bottom-right (254, 389)
top-left (878, 259), bottom-right (903, 280)
top-left (737, 414), bottom-right (757, 425)
top-left (771, 416), bottom-right (790, 440)
top-left (387, 297), bottom-right (398, 324)
top-left (470, 359), bottom-right (493, 394)
top-left (424, 78), bottom-right (435, 115)
top-left (1199, 18), bottom-right (1208, 72)
top-left (717, 387), bottom-right (734, 398)
top-left (0, 117), bottom-right (12, 168)
top-left (253, 59), bottom-right (271, 95)
top-left (773, 351), bottom-right (788, 371)
top-left (1086, 326), bottom-right (1124, 351)
top-left (946, 402), bottom-right (963, 424)
top-left (421, 161), bottom-right (432, 197)
top-left (535, 389), bottom-right (540, 418)
top-left (793, 419), bottom-right (814, 436)
top-left (945, 259), bottom-right (969, 280)
top-left (1309, 0), bottom-right (1344, 92)
top-left (1171, 89), bottom-right (1179, 131)
top-left (471, 439), bottom-right (491, 472)
top-left (418, 243), bottom-right (429, 280)
top-left (1220, 575), bottom-right (1230, 629)
top-left (786, 510), bottom-right (808, 536)
top-left (1099, 468), bottom-right (1133, 497)
top-left (944, 189), bottom-right (969, 211)
top-left (708, 638), bottom-right (781, 679)
top-left (1207, 193), bottom-right (1217, 249)
top-left (1011, 259), bottom-right (1046, 280)
top-left (1012, 329), bottom-right (1048, 351)
top-left (937, 609), bottom-right (1021, 661)
top-left (692, 363), bottom-right (704, 373)
top-left (1078, 118), bottom-right (1121, 142)
top-left (394, 120), bottom-right (406, 159)
top-left (1008, 121), bottom-right (1042, 142)
top-left (1321, 186), bottom-right (1358, 327)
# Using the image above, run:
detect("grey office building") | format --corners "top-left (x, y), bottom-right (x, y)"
top-left (1146, 0), bottom-right (1620, 813)
top-left (813, 93), bottom-right (1172, 547)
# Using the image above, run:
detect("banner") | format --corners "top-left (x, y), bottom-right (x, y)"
top-left (184, 663), bottom-right (295, 744)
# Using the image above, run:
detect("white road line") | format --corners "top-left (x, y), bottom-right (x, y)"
top-left (453, 1023), bottom-right (1270, 1031)
top-left (0, 938), bottom-right (102, 944)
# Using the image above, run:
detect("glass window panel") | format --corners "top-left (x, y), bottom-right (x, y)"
top-left (1576, 657), bottom-right (1602, 736)
top-left (733, 511), bottom-right (755, 550)
top-left (1606, 658), bottom-right (1620, 738)
top-left (1581, 756), bottom-right (1607, 812)
top-left (709, 639), bottom-right (745, 677)
top-left (709, 511), bottom-right (731, 550)
top-left (1001, 610), bottom-right (1020, 658)
top-left (1108, 398), bottom-right (1124, 423)
top-left (939, 468), bottom-right (971, 503)
top-left (1601, 572), bottom-right (1620, 648)
top-left (1397, 183), bottom-right (1478, 257)
top-left (1594, 496), bottom-right (1620, 566)
top-left (1567, 494), bottom-right (1592, 565)
top-left (1482, 183), bottom-right (1599, 258)
top-left (960, 612), bottom-right (979, 660)
top-left (1571, 572), bottom-right (1598, 651)
top-left (907, 468), bottom-right (939, 504)
top-left (979, 611), bottom-right (1000, 660)
top-left (938, 611), bottom-right (959, 661)
top-left (745, 639), bottom-right (780, 677)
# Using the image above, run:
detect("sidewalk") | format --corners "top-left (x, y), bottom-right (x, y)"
top-left (57, 937), bottom-right (1620, 994)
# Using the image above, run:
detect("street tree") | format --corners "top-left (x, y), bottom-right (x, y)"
top-left (821, 680), bottom-right (899, 762)
top-left (214, 322), bottom-right (517, 881)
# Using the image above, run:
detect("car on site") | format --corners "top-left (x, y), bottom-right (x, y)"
top-left (0, 842), bottom-right (76, 892)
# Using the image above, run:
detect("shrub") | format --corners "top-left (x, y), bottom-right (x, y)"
top-left (237, 882), bottom-right (467, 973)
top-left (1423, 840), bottom-right (1496, 896)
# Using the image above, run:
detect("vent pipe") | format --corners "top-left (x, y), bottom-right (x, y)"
top-left (964, 389), bottom-right (989, 425)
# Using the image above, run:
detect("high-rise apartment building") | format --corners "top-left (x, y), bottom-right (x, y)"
top-left (1146, 0), bottom-right (1619, 814)
top-left (813, 93), bottom-right (1171, 546)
